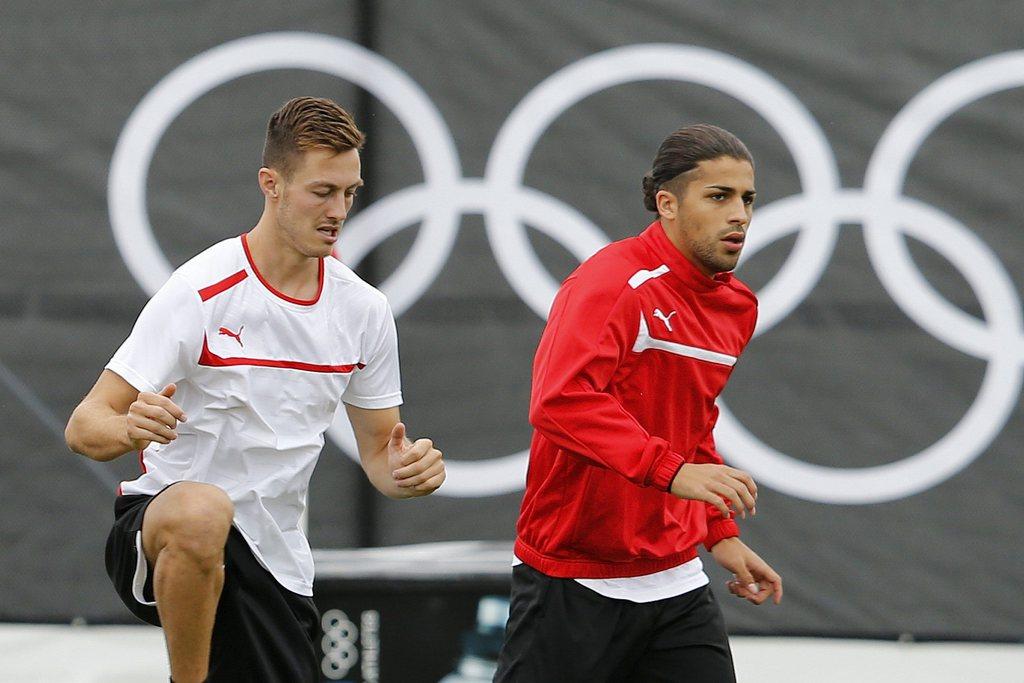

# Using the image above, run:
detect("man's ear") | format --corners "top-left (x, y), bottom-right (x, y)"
top-left (655, 188), bottom-right (678, 221)
top-left (258, 167), bottom-right (280, 199)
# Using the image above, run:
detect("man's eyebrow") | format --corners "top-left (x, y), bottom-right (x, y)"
top-left (308, 179), bottom-right (365, 190)
top-left (704, 184), bottom-right (756, 194)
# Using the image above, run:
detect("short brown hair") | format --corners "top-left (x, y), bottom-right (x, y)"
top-left (642, 124), bottom-right (752, 212)
top-left (262, 97), bottom-right (365, 178)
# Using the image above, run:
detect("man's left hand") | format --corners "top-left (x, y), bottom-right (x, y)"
top-left (710, 537), bottom-right (783, 605)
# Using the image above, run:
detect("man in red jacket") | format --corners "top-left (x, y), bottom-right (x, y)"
top-left (495, 124), bottom-right (782, 682)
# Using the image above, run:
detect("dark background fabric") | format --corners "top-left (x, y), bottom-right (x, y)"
top-left (1, 1), bottom-right (1021, 641)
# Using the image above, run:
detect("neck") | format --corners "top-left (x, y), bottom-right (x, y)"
top-left (246, 214), bottom-right (322, 300)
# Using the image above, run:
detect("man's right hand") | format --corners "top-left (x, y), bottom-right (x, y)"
top-left (669, 463), bottom-right (757, 519)
top-left (127, 383), bottom-right (187, 450)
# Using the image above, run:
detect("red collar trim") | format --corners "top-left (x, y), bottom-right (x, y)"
top-left (241, 233), bottom-right (324, 306)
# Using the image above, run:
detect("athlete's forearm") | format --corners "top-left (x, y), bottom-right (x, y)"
top-left (65, 401), bottom-right (135, 462)
top-left (530, 381), bottom-right (683, 490)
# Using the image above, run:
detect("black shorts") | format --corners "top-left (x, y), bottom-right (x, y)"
top-left (494, 563), bottom-right (735, 683)
top-left (105, 488), bottom-right (320, 682)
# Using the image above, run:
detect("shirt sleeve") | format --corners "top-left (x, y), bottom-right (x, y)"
top-left (105, 274), bottom-right (204, 393)
top-left (694, 408), bottom-right (741, 550)
top-left (528, 271), bottom-right (685, 490)
top-left (342, 299), bottom-right (403, 409)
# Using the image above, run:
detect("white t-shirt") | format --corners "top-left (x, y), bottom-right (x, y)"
top-left (107, 234), bottom-right (402, 596)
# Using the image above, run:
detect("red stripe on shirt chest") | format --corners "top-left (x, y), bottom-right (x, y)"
top-left (198, 335), bottom-right (364, 374)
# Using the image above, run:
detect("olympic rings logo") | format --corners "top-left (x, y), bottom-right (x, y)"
top-left (108, 32), bottom-right (1023, 503)
top-left (320, 608), bottom-right (359, 679)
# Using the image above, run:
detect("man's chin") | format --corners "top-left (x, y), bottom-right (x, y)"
top-left (302, 242), bottom-right (334, 259)
top-left (716, 252), bottom-right (741, 271)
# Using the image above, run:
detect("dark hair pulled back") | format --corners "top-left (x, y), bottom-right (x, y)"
top-left (642, 124), bottom-right (752, 212)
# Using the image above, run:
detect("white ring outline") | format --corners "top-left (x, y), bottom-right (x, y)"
top-left (332, 180), bottom-right (608, 497)
top-left (864, 51), bottom-right (1024, 356)
top-left (716, 54), bottom-right (1024, 503)
top-left (108, 32), bottom-right (462, 306)
top-left (485, 44), bottom-right (841, 327)
top-left (715, 190), bottom-right (1024, 503)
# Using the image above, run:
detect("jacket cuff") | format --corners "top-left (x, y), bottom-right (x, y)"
top-left (648, 450), bottom-right (686, 491)
top-left (704, 517), bottom-right (740, 551)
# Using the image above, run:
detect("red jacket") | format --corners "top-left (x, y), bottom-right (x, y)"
top-left (514, 221), bottom-right (758, 579)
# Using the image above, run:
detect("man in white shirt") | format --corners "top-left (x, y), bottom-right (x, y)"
top-left (65, 97), bottom-right (446, 682)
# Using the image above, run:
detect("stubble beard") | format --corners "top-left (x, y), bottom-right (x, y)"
top-left (689, 236), bottom-right (739, 275)
top-left (276, 201), bottom-right (328, 259)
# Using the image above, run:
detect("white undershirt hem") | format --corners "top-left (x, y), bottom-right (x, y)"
top-left (512, 555), bottom-right (709, 603)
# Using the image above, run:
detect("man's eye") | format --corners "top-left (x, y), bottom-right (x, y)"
top-left (743, 196), bottom-right (755, 205)
top-left (314, 191), bottom-right (330, 198)
top-left (710, 194), bottom-right (725, 201)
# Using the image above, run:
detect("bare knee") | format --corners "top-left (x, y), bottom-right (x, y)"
top-left (144, 483), bottom-right (234, 568)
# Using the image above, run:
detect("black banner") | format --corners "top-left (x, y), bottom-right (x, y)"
top-left (1, 1), bottom-right (1021, 642)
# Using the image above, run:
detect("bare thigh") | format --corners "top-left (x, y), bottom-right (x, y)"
top-left (141, 482), bottom-right (234, 566)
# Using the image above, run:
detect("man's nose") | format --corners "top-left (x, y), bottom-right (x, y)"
top-left (728, 198), bottom-right (749, 225)
top-left (325, 194), bottom-right (348, 221)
